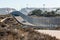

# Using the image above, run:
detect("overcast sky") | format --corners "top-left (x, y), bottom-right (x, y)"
top-left (0, 0), bottom-right (60, 10)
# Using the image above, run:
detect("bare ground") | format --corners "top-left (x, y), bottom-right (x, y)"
top-left (0, 14), bottom-right (59, 40)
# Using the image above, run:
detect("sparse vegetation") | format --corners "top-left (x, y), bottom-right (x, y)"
top-left (28, 9), bottom-right (60, 17)
top-left (28, 9), bottom-right (42, 16)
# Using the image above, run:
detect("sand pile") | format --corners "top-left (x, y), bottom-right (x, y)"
top-left (0, 14), bottom-right (59, 40)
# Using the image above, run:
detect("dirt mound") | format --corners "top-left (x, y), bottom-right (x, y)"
top-left (0, 27), bottom-right (59, 40)
top-left (0, 14), bottom-right (22, 28)
top-left (0, 14), bottom-right (59, 40)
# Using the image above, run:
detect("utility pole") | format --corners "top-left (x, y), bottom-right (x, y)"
top-left (7, 8), bottom-right (9, 14)
top-left (43, 4), bottom-right (45, 11)
top-left (43, 4), bottom-right (46, 16)
top-left (26, 4), bottom-right (28, 8)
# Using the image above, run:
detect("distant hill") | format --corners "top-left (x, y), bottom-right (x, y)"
top-left (20, 8), bottom-right (60, 15)
top-left (0, 8), bottom-right (16, 15)
top-left (20, 8), bottom-right (35, 15)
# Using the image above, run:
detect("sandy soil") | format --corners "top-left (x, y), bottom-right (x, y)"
top-left (36, 30), bottom-right (60, 39)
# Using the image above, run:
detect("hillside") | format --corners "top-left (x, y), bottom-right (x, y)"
top-left (0, 14), bottom-right (59, 40)
top-left (20, 8), bottom-right (60, 15)
top-left (0, 8), bottom-right (16, 15)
